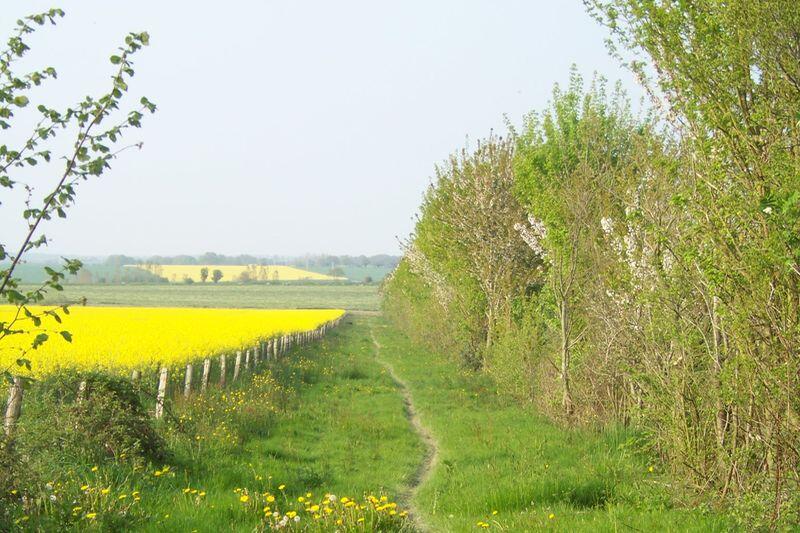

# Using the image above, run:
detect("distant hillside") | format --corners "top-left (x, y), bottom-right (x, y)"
top-left (129, 264), bottom-right (344, 283)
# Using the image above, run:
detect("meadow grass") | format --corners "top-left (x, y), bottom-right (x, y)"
top-left (138, 315), bottom-right (422, 531)
top-left (372, 319), bottom-right (734, 532)
top-left (24, 283), bottom-right (380, 311)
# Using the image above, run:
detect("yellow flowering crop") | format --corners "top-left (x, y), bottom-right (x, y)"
top-left (0, 305), bottom-right (343, 376)
top-left (130, 264), bottom-right (344, 283)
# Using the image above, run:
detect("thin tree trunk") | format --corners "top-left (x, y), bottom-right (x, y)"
top-left (560, 299), bottom-right (574, 416)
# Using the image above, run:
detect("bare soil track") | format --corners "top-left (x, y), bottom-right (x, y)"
top-left (371, 327), bottom-right (439, 533)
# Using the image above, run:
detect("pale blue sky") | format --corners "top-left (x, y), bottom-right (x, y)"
top-left (2, 1), bottom-right (639, 256)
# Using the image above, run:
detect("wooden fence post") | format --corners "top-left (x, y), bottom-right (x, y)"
top-left (254, 344), bottom-right (260, 366)
top-left (201, 358), bottom-right (211, 392)
top-left (184, 363), bottom-right (193, 398)
top-left (155, 367), bottom-right (168, 419)
top-left (4, 377), bottom-right (23, 437)
top-left (131, 369), bottom-right (141, 383)
top-left (244, 350), bottom-right (251, 372)
top-left (219, 354), bottom-right (227, 387)
top-left (233, 351), bottom-right (242, 382)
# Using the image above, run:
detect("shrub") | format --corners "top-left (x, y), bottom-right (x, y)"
top-left (18, 371), bottom-right (167, 467)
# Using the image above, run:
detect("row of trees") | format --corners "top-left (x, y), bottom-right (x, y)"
top-left (106, 253), bottom-right (400, 269)
top-left (383, 0), bottom-right (799, 524)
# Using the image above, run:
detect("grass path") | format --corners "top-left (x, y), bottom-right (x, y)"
top-left (372, 318), bottom-right (733, 532)
top-left (371, 328), bottom-right (439, 532)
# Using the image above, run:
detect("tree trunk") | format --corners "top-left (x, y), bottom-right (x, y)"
top-left (560, 299), bottom-right (574, 416)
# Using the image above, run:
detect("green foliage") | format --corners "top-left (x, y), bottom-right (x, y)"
top-left (389, 135), bottom-right (541, 369)
top-left (385, 2), bottom-right (800, 524)
top-left (0, 9), bottom-right (154, 381)
top-left (19, 371), bottom-right (167, 465)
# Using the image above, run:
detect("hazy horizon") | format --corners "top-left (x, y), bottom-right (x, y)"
top-left (2, 1), bottom-right (640, 257)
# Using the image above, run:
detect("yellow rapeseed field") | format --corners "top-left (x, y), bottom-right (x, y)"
top-left (0, 306), bottom-right (343, 376)
top-left (129, 264), bottom-right (344, 283)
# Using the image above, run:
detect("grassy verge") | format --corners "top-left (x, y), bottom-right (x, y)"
top-left (372, 319), bottom-right (733, 532)
top-left (148, 315), bottom-right (422, 531)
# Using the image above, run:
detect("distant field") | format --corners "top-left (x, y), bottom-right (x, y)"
top-left (130, 264), bottom-right (343, 283)
top-left (26, 283), bottom-right (380, 311)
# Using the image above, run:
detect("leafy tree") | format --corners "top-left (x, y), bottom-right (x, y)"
top-left (211, 269), bottom-right (223, 283)
top-left (407, 134), bottom-right (542, 368)
top-left (199, 267), bottom-right (209, 283)
top-left (0, 9), bottom-right (154, 381)
top-left (588, 0), bottom-right (800, 516)
top-left (514, 71), bottom-right (639, 416)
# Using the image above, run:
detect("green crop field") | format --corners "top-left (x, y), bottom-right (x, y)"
top-left (25, 283), bottom-right (380, 311)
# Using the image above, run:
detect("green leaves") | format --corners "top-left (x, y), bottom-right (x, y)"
top-left (31, 333), bottom-right (48, 349)
top-left (0, 8), bottom-right (155, 376)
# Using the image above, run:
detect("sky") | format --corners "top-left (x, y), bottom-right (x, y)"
top-left (2, 1), bottom-right (639, 257)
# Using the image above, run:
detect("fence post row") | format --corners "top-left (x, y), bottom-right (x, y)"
top-left (3, 317), bottom-right (343, 429)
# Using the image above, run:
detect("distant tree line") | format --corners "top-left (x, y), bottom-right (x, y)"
top-left (105, 253), bottom-right (399, 269)
top-left (383, 1), bottom-right (800, 526)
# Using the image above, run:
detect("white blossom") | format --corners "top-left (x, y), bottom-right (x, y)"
top-left (600, 217), bottom-right (615, 235)
top-left (515, 215), bottom-right (549, 262)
